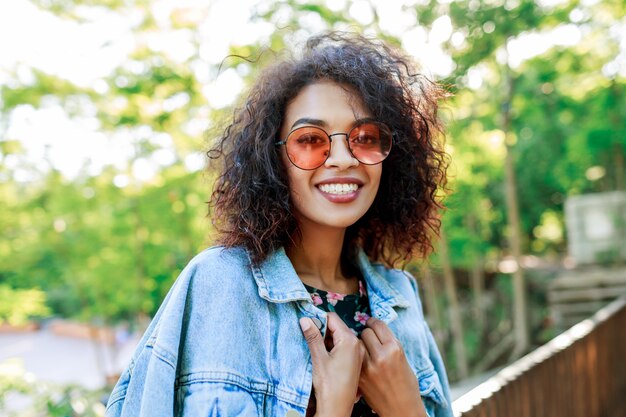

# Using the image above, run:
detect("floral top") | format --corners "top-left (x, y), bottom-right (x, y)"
top-left (304, 278), bottom-right (376, 417)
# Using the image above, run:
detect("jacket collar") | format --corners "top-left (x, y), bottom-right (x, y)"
top-left (354, 248), bottom-right (410, 310)
top-left (251, 246), bottom-right (409, 311)
top-left (250, 247), bottom-right (311, 303)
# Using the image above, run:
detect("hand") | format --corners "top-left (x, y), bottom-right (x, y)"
top-left (359, 318), bottom-right (427, 417)
top-left (300, 312), bottom-right (364, 417)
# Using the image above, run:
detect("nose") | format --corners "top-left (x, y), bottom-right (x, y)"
top-left (324, 134), bottom-right (359, 170)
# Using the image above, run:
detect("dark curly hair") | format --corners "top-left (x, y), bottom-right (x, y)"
top-left (208, 32), bottom-right (448, 267)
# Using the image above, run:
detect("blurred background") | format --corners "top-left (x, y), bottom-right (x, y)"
top-left (0, 0), bottom-right (624, 415)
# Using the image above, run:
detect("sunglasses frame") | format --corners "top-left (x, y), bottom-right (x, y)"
top-left (275, 121), bottom-right (394, 170)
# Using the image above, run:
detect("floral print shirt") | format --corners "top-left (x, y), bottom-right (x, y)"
top-left (303, 278), bottom-right (376, 417)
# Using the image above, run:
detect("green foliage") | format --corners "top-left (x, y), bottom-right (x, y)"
top-left (0, 359), bottom-right (107, 417)
top-left (0, 69), bottom-right (88, 111)
top-left (0, 165), bottom-right (208, 322)
top-left (0, 286), bottom-right (51, 326)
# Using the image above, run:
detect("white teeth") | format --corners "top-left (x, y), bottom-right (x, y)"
top-left (318, 183), bottom-right (359, 194)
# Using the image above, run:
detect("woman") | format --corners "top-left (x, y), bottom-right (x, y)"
top-left (105, 32), bottom-right (452, 417)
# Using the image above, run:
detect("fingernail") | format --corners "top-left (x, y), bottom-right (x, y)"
top-left (299, 317), bottom-right (311, 332)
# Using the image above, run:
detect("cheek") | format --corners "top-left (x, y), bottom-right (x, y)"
top-left (369, 166), bottom-right (383, 191)
top-left (281, 156), bottom-right (311, 198)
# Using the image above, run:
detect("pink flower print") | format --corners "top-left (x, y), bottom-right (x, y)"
top-left (326, 292), bottom-right (345, 306)
top-left (354, 311), bottom-right (370, 325)
top-left (359, 280), bottom-right (366, 297)
top-left (310, 293), bottom-right (323, 306)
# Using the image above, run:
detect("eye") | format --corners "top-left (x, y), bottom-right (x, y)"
top-left (297, 134), bottom-right (324, 144)
top-left (292, 128), bottom-right (328, 145)
top-left (352, 134), bottom-right (379, 145)
top-left (351, 125), bottom-right (381, 146)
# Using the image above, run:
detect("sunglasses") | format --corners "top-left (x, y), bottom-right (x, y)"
top-left (276, 120), bottom-right (393, 170)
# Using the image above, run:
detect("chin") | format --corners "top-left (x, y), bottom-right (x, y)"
top-left (304, 210), bottom-right (367, 229)
top-left (291, 191), bottom-right (376, 231)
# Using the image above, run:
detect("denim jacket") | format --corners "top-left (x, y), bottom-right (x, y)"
top-left (105, 246), bottom-right (453, 417)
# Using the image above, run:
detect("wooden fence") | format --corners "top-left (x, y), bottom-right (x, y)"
top-left (452, 296), bottom-right (626, 417)
top-left (548, 266), bottom-right (626, 329)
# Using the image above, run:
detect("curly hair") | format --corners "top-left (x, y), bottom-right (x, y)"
top-left (208, 32), bottom-right (448, 267)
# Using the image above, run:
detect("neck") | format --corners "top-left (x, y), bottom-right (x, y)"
top-left (286, 219), bottom-right (357, 294)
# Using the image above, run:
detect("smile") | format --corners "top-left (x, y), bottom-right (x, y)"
top-left (317, 183), bottom-right (360, 195)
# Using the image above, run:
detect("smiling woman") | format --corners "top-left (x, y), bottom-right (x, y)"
top-left (105, 32), bottom-right (452, 417)
top-left (278, 81), bottom-right (383, 232)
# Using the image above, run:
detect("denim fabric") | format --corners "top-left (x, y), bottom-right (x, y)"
top-left (105, 246), bottom-right (454, 417)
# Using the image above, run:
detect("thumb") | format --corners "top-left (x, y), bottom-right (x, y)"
top-left (300, 317), bottom-right (327, 364)
top-left (326, 312), bottom-right (353, 345)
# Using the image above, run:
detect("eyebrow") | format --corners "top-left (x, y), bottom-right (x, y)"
top-left (290, 117), bottom-right (376, 130)
top-left (290, 118), bottom-right (327, 129)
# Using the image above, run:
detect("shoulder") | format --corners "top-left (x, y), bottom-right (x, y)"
top-left (152, 246), bottom-right (253, 317)
top-left (372, 263), bottom-right (416, 280)
top-left (143, 245), bottom-right (259, 347)
top-left (187, 245), bottom-right (249, 271)
top-left (180, 245), bottom-right (253, 287)
top-left (370, 262), bottom-right (420, 293)
top-left (369, 262), bottom-right (426, 315)
top-left (180, 245), bottom-right (255, 295)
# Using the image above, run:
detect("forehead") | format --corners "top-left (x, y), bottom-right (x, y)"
top-left (282, 81), bottom-right (371, 131)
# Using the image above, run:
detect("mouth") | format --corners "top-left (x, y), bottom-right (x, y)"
top-left (317, 183), bottom-right (360, 195)
top-left (315, 178), bottom-right (364, 202)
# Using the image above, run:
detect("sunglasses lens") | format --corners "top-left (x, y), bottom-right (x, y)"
top-left (284, 122), bottom-right (392, 169)
top-left (286, 127), bottom-right (330, 169)
top-left (349, 122), bottom-right (392, 164)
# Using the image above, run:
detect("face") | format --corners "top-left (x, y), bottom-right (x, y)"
top-left (279, 81), bottom-right (383, 231)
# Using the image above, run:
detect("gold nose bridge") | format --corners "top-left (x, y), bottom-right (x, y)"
top-left (326, 132), bottom-right (356, 160)
top-left (328, 132), bottom-right (349, 140)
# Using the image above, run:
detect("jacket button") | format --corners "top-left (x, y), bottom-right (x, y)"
top-left (311, 317), bottom-right (323, 330)
top-left (286, 410), bottom-right (302, 417)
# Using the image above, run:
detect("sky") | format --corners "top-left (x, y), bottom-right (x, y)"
top-left (0, 0), bottom-right (621, 184)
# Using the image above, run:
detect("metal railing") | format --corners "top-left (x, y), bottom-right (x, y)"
top-left (452, 296), bottom-right (626, 417)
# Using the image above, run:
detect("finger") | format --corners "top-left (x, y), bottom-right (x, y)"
top-left (300, 317), bottom-right (328, 364)
top-left (360, 327), bottom-right (381, 355)
top-left (354, 389), bottom-right (362, 404)
top-left (326, 312), bottom-right (355, 344)
top-left (324, 331), bottom-right (334, 352)
top-left (358, 339), bottom-right (370, 364)
top-left (366, 317), bottom-right (395, 344)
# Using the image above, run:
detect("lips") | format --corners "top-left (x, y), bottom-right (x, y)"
top-left (316, 177), bottom-right (364, 186)
top-left (315, 177), bottom-right (364, 203)
top-left (318, 183), bottom-right (359, 194)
